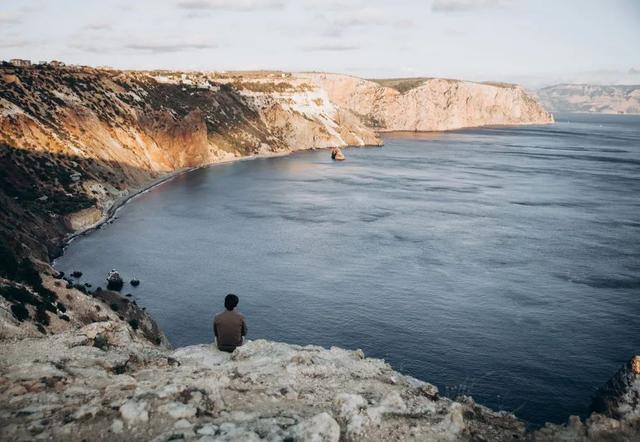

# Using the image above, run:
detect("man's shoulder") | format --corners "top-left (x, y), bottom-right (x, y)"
top-left (214, 311), bottom-right (227, 321)
top-left (214, 310), bottom-right (244, 320)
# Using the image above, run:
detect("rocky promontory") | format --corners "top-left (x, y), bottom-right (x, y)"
top-left (3, 62), bottom-right (638, 440)
top-left (301, 73), bottom-right (554, 131)
top-left (1, 316), bottom-right (638, 441)
top-left (537, 84), bottom-right (640, 114)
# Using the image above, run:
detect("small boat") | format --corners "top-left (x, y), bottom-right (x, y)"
top-left (331, 147), bottom-right (345, 161)
top-left (107, 269), bottom-right (124, 291)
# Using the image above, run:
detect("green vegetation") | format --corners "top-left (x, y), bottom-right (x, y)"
top-left (0, 239), bottom-right (19, 279)
top-left (0, 144), bottom-right (96, 215)
top-left (93, 334), bottom-right (109, 350)
top-left (1, 285), bottom-right (39, 306)
top-left (480, 81), bottom-right (517, 89)
top-left (0, 283), bottom-right (58, 324)
top-left (0, 239), bottom-right (54, 299)
top-left (0, 239), bottom-right (60, 327)
top-left (370, 77), bottom-right (431, 93)
top-left (230, 80), bottom-right (312, 93)
top-left (10, 304), bottom-right (29, 321)
top-left (35, 307), bottom-right (50, 326)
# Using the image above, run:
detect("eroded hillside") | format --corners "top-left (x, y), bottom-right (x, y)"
top-left (0, 65), bottom-right (380, 262)
top-left (303, 73), bottom-right (554, 131)
top-left (7, 64), bottom-right (637, 442)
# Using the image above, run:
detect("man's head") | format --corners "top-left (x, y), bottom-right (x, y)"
top-left (224, 294), bottom-right (239, 311)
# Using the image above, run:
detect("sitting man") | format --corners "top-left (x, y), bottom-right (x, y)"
top-left (213, 294), bottom-right (247, 352)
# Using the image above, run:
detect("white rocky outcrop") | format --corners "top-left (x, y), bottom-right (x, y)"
top-left (300, 73), bottom-right (554, 131)
top-left (1, 317), bottom-right (638, 441)
top-left (0, 320), bottom-right (526, 441)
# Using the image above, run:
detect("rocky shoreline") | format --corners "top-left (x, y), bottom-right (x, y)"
top-left (57, 166), bottom-right (199, 258)
top-left (1, 316), bottom-right (639, 441)
top-left (56, 143), bottom-right (378, 259)
top-left (3, 148), bottom-right (639, 441)
top-left (1, 64), bottom-right (637, 440)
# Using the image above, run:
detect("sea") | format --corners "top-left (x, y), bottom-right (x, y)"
top-left (55, 113), bottom-right (640, 426)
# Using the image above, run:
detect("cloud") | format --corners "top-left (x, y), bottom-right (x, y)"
top-left (312, 6), bottom-right (414, 37)
top-left (70, 42), bottom-right (112, 53)
top-left (303, 0), bottom-right (347, 11)
top-left (0, 10), bottom-right (23, 25)
top-left (432, 0), bottom-right (512, 13)
top-left (70, 39), bottom-right (218, 54)
top-left (123, 41), bottom-right (218, 53)
top-left (176, 0), bottom-right (285, 11)
top-left (0, 1), bottom-right (43, 25)
top-left (303, 43), bottom-right (359, 52)
top-left (333, 10), bottom-right (387, 27)
top-left (83, 23), bottom-right (112, 31)
top-left (0, 38), bottom-right (32, 48)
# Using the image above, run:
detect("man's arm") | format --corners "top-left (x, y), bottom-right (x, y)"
top-left (241, 318), bottom-right (247, 342)
top-left (213, 319), bottom-right (218, 339)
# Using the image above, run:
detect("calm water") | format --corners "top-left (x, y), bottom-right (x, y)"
top-left (56, 113), bottom-right (640, 426)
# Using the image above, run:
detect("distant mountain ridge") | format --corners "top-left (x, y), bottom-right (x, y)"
top-left (537, 84), bottom-right (640, 114)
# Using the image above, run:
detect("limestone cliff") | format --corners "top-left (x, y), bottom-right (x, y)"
top-left (0, 66), bottom-right (380, 261)
top-left (1, 318), bottom-right (638, 441)
top-left (300, 73), bottom-right (554, 131)
top-left (537, 84), bottom-right (640, 114)
top-left (10, 63), bottom-right (639, 441)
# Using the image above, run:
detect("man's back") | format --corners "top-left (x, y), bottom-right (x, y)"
top-left (214, 309), bottom-right (246, 352)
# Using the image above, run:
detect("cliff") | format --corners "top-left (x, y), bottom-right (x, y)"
top-left (0, 65), bottom-right (553, 266)
top-left (0, 66), bottom-right (380, 262)
top-left (7, 63), bottom-right (638, 441)
top-left (537, 84), bottom-right (640, 114)
top-left (299, 73), bottom-right (554, 131)
top-left (1, 316), bottom-right (638, 441)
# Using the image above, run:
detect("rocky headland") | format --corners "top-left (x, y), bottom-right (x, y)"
top-left (1, 62), bottom-right (637, 441)
top-left (301, 73), bottom-right (554, 131)
top-left (537, 84), bottom-right (640, 114)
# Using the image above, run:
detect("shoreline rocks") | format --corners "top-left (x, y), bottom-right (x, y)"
top-left (1, 321), bottom-right (637, 440)
top-left (3, 63), bottom-right (637, 440)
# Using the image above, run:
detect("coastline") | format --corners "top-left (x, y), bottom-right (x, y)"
top-left (376, 119), bottom-right (556, 135)
top-left (55, 144), bottom-right (382, 260)
top-left (57, 166), bottom-right (199, 256)
top-left (6, 136), bottom-right (640, 440)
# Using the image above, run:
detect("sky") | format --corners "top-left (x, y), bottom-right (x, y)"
top-left (1, 0), bottom-right (639, 87)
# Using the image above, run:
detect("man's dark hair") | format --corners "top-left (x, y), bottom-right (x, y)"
top-left (224, 294), bottom-right (239, 310)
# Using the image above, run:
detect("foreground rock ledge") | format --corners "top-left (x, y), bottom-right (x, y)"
top-left (1, 321), bottom-right (638, 441)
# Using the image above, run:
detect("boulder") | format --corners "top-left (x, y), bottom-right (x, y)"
top-left (591, 355), bottom-right (640, 420)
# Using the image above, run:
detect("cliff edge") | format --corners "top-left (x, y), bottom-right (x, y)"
top-left (300, 73), bottom-right (554, 131)
top-left (10, 64), bottom-right (639, 441)
top-left (1, 318), bottom-right (638, 441)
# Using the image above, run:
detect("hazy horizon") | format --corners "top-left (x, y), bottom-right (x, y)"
top-left (1, 0), bottom-right (639, 88)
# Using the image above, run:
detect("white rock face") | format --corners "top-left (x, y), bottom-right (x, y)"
top-left (64, 207), bottom-right (103, 231)
top-left (299, 73), bottom-right (554, 131)
top-left (289, 413), bottom-right (340, 442)
top-left (1, 318), bottom-right (639, 441)
top-left (119, 400), bottom-right (149, 425)
top-left (0, 320), bottom-right (530, 441)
